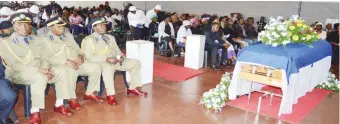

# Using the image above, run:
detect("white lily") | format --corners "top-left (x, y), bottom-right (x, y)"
top-left (216, 98), bottom-right (221, 103)
top-left (269, 17), bottom-right (276, 22)
top-left (220, 93), bottom-right (226, 99)
top-left (221, 85), bottom-right (227, 90)
top-left (291, 15), bottom-right (299, 21)
top-left (283, 40), bottom-right (290, 45)
top-left (207, 104), bottom-right (212, 108)
top-left (277, 16), bottom-right (284, 20)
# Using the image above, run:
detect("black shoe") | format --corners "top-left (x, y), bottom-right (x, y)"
top-left (221, 61), bottom-right (232, 67)
top-left (0, 118), bottom-right (13, 124)
top-left (211, 65), bottom-right (222, 71)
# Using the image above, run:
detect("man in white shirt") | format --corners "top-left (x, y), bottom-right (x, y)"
top-left (145, 5), bottom-right (161, 39)
top-left (127, 6), bottom-right (146, 40)
top-left (176, 20), bottom-right (192, 54)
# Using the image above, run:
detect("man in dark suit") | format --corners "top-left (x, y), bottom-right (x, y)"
top-left (327, 23), bottom-right (339, 64)
top-left (256, 16), bottom-right (266, 32)
top-left (243, 17), bottom-right (259, 45)
top-left (0, 58), bottom-right (17, 124)
top-left (205, 22), bottom-right (230, 70)
top-left (45, 1), bottom-right (62, 18)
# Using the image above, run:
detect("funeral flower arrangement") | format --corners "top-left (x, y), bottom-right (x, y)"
top-left (285, 15), bottom-right (319, 44)
top-left (199, 72), bottom-right (231, 112)
top-left (258, 15), bottom-right (319, 47)
top-left (316, 72), bottom-right (340, 92)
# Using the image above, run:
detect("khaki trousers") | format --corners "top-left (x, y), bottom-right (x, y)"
top-left (8, 67), bottom-right (48, 109)
top-left (99, 58), bottom-right (142, 95)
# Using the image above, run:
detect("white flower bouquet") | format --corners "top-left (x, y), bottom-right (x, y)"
top-left (258, 16), bottom-right (290, 47)
top-left (316, 71), bottom-right (339, 91)
top-left (199, 72), bottom-right (231, 112)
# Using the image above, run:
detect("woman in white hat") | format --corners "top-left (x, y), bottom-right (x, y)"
top-left (176, 20), bottom-right (192, 55)
top-left (315, 22), bottom-right (327, 40)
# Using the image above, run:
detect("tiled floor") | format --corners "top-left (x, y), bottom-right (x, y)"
top-left (12, 54), bottom-right (339, 124)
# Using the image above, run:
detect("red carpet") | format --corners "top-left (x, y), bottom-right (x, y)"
top-left (153, 61), bottom-right (204, 82)
top-left (227, 86), bottom-right (331, 124)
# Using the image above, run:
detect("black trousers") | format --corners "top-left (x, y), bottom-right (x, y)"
top-left (207, 45), bottom-right (227, 65)
top-left (0, 78), bottom-right (16, 120)
top-left (131, 27), bottom-right (143, 40)
top-left (143, 27), bottom-right (149, 40)
top-left (332, 45), bottom-right (339, 63)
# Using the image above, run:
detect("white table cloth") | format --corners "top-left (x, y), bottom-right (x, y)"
top-left (228, 56), bottom-right (331, 116)
top-left (126, 40), bottom-right (154, 85)
top-left (184, 35), bottom-right (206, 70)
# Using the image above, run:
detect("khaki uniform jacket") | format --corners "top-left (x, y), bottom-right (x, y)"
top-left (81, 32), bottom-right (123, 63)
top-left (0, 33), bottom-right (49, 77)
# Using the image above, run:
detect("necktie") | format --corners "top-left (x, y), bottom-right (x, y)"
top-left (23, 37), bottom-right (29, 45)
top-left (101, 35), bottom-right (108, 43)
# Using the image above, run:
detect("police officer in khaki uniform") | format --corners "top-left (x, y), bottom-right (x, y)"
top-left (82, 17), bottom-right (147, 105)
top-left (0, 12), bottom-right (52, 124)
top-left (41, 16), bottom-right (104, 109)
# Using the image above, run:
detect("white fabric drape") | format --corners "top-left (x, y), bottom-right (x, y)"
top-left (228, 56), bottom-right (331, 116)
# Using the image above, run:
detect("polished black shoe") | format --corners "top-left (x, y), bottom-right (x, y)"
top-left (220, 61), bottom-right (231, 67)
top-left (211, 65), bottom-right (222, 71)
top-left (1, 118), bottom-right (13, 124)
top-left (221, 61), bottom-right (231, 68)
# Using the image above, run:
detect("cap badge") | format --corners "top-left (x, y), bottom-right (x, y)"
top-left (58, 17), bottom-right (63, 22)
top-left (19, 14), bottom-right (26, 19)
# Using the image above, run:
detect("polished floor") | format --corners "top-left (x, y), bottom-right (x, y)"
top-left (13, 53), bottom-right (339, 124)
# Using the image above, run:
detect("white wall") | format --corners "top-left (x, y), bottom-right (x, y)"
top-left (34, 1), bottom-right (339, 25)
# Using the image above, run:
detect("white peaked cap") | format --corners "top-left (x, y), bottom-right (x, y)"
top-left (129, 6), bottom-right (137, 11)
top-left (155, 5), bottom-right (161, 10)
